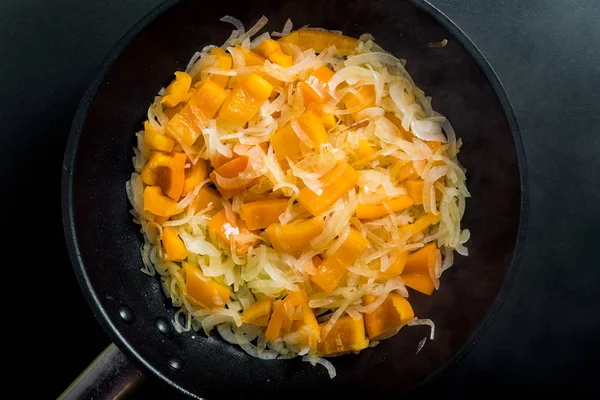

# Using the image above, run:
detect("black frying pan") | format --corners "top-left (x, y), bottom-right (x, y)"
top-left (61, 0), bottom-right (528, 398)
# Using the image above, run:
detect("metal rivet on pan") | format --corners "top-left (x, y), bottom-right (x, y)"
top-left (155, 317), bottom-right (173, 334)
top-left (167, 356), bottom-right (184, 371)
top-left (118, 305), bottom-right (135, 324)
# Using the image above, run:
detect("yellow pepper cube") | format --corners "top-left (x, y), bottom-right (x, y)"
top-left (363, 293), bottom-right (414, 340)
top-left (318, 315), bottom-right (369, 355)
top-left (240, 199), bottom-right (289, 230)
top-left (162, 226), bottom-right (188, 261)
top-left (356, 196), bottom-right (414, 220)
top-left (406, 179), bottom-right (425, 205)
top-left (208, 47), bottom-right (232, 88)
top-left (397, 213), bottom-right (441, 240)
top-left (184, 263), bottom-right (231, 309)
top-left (167, 79), bottom-right (228, 147)
top-left (143, 186), bottom-right (182, 218)
top-left (241, 297), bottom-right (273, 327)
top-left (161, 71), bottom-right (192, 107)
top-left (266, 217), bottom-right (325, 253)
top-left (311, 229), bottom-right (368, 293)
top-left (297, 110), bottom-right (329, 147)
top-left (279, 30), bottom-right (359, 56)
top-left (219, 74), bottom-right (273, 126)
top-left (298, 162), bottom-right (359, 216)
top-left (144, 121), bottom-right (174, 152)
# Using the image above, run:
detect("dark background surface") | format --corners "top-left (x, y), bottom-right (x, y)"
top-left (2, 0), bottom-right (598, 398)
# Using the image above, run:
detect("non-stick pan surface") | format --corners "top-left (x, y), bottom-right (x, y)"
top-left (62, 0), bottom-right (527, 398)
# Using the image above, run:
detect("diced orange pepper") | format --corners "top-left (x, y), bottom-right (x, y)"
top-left (164, 103), bottom-right (184, 121)
top-left (401, 272), bottom-right (434, 295)
top-left (184, 262), bottom-right (231, 308)
top-left (210, 156), bottom-right (258, 199)
top-left (406, 179), bottom-right (424, 205)
top-left (356, 196), bottom-right (414, 220)
top-left (271, 122), bottom-right (302, 162)
top-left (182, 159), bottom-right (207, 196)
top-left (426, 141), bottom-right (442, 153)
top-left (161, 71), bottom-right (192, 107)
top-left (190, 186), bottom-right (223, 214)
top-left (297, 110), bottom-right (329, 147)
top-left (140, 151), bottom-right (187, 200)
top-left (344, 85), bottom-right (375, 122)
top-left (144, 121), bottom-right (175, 152)
top-left (162, 226), bottom-right (188, 261)
top-left (298, 162), bottom-right (359, 216)
top-left (357, 139), bottom-right (374, 160)
top-left (318, 315), bottom-right (369, 355)
top-left (167, 79), bottom-right (228, 147)
top-left (394, 161), bottom-right (420, 181)
top-left (219, 74), bottom-right (273, 126)
top-left (299, 66), bottom-right (335, 105)
top-left (375, 250), bottom-right (408, 280)
top-left (265, 290), bottom-right (319, 349)
top-left (266, 217), bottom-right (325, 253)
top-left (311, 229), bottom-right (368, 293)
top-left (255, 39), bottom-right (293, 67)
top-left (363, 293), bottom-right (414, 340)
top-left (143, 186), bottom-right (183, 217)
top-left (240, 199), bottom-right (289, 230)
top-left (235, 45), bottom-right (266, 66)
top-left (265, 299), bottom-right (286, 341)
top-left (319, 112), bottom-right (337, 130)
top-left (404, 243), bottom-right (437, 276)
top-left (397, 213), bottom-right (441, 240)
top-left (207, 209), bottom-right (258, 253)
top-left (208, 48), bottom-right (232, 88)
top-left (241, 297), bottom-right (273, 327)
top-left (279, 30), bottom-right (359, 56)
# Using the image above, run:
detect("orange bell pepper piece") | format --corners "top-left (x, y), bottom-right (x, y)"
top-left (143, 186), bottom-right (182, 217)
top-left (375, 250), bottom-right (408, 280)
top-left (404, 243), bottom-right (437, 276)
top-left (299, 66), bottom-right (335, 105)
top-left (163, 103), bottom-right (184, 121)
top-left (265, 290), bottom-right (320, 349)
top-left (405, 179), bottom-right (424, 205)
top-left (207, 209), bottom-right (258, 253)
top-left (190, 186), bottom-right (223, 215)
top-left (296, 110), bottom-right (329, 147)
top-left (184, 262), bottom-right (231, 308)
top-left (279, 30), bottom-right (359, 56)
top-left (240, 199), bottom-right (289, 230)
top-left (319, 112), bottom-right (337, 130)
top-left (401, 273), bottom-right (434, 295)
top-left (161, 71), bottom-right (192, 108)
top-left (210, 155), bottom-right (258, 199)
top-left (394, 161), bottom-right (420, 181)
top-left (357, 139), bottom-right (374, 160)
top-left (140, 151), bottom-right (187, 200)
top-left (356, 196), bottom-right (414, 220)
top-left (181, 159), bottom-right (207, 196)
top-left (400, 243), bottom-right (437, 296)
top-left (208, 48), bottom-right (232, 88)
top-left (298, 162), bottom-right (359, 216)
top-left (271, 122), bottom-right (302, 163)
top-left (311, 229), bottom-right (368, 293)
top-left (143, 121), bottom-right (175, 152)
top-left (397, 213), bottom-right (441, 240)
top-left (219, 73), bottom-right (273, 126)
top-left (344, 85), bottom-right (375, 122)
top-left (266, 217), bottom-right (325, 253)
top-left (235, 45), bottom-right (266, 66)
top-left (318, 315), bottom-right (369, 355)
top-left (265, 299), bottom-right (286, 341)
top-left (363, 293), bottom-right (414, 340)
top-left (167, 79), bottom-right (228, 147)
top-left (255, 38), bottom-right (293, 67)
top-left (162, 226), bottom-right (188, 261)
top-left (241, 297), bottom-right (273, 327)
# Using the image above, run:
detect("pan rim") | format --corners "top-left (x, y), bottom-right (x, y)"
top-left (61, 0), bottom-right (529, 397)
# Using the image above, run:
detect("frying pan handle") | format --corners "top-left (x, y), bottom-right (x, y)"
top-left (58, 343), bottom-right (145, 399)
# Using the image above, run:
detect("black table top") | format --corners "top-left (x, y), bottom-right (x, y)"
top-left (4, 0), bottom-right (598, 398)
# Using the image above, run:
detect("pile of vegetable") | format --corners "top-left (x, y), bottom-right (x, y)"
top-left (127, 16), bottom-right (470, 378)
